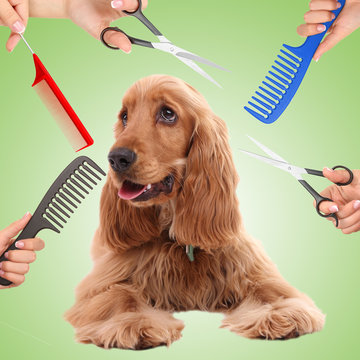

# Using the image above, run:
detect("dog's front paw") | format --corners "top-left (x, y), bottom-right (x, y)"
top-left (221, 297), bottom-right (325, 340)
top-left (74, 311), bottom-right (184, 349)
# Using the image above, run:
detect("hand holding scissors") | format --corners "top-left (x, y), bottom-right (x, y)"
top-left (240, 136), bottom-right (354, 227)
top-left (101, 0), bottom-right (229, 87)
top-left (319, 167), bottom-right (360, 234)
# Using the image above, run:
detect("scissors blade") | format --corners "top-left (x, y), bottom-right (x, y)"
top-left (176, 55), bottom-right (222, 88)
top-left (175, 51), bottom-right (230, 72)
top-left (240, 149), bottom-right (290, 171)
top-left (239, 149), bottom-right (307, 180)
top-left (247, 135), bottom-right (288, 163)
top-left (152, 42), bottom-right (222, 87)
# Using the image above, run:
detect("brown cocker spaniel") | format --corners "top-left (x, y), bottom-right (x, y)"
top-left (65, 75), bottom-right (325, 349)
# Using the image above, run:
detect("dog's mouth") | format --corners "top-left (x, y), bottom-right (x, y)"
top-left (118, 175), bottom-right (174, 202)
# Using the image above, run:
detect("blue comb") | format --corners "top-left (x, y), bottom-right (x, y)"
top-left (244, 0), bottom-right (345, 124)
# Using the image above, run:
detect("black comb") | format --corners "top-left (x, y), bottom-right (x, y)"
top-left (0, 156), bottom-right (105, 286)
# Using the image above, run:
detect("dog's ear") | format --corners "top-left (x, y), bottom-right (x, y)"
top-left (99, 179), bottom-right (161, 252)
top-left (172, 112), bottom-right (241, 250)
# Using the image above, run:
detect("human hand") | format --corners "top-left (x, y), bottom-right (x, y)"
top-left (0, 0), bottom-right (28, 52)
top-left (297, 0), bottom-right (360, 61)
top-left (0, 212), bottom-right (45, 289)
top-left (317, 167), bottom-right (360, 234)
top-left (65, 0), bottom-right (148, 53)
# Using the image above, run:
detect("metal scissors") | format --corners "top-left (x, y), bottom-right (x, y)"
top-left (100, 0), bottom-right (229, 88)
top-left (240, 136), bottom-right (354, 227)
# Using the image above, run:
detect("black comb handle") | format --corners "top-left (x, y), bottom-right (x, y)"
top-left (0, 156), bottom-right (105, 286)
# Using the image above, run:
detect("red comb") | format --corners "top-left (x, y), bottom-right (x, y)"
top-left (32, 54), bottom-right (93, 151)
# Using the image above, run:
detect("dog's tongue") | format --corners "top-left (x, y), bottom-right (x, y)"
top-left (118, 180), bottom-right (146, 200)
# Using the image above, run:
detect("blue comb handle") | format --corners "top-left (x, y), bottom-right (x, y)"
top-left (245, 0), bottom-right (345, 124)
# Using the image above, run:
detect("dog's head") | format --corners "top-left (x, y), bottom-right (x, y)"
top-left (108, 75), bottom-right (196, 207)
top-left (102, 75), bottom-right (241, 251)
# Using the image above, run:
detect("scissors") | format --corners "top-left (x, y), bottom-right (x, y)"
top-left (240, 136), bottom-right (354, 227)
top-left (100, 0), bottom-right (229, 88)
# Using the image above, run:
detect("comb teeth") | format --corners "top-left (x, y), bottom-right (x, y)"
top-left (245, 44), bottom-right (308, 124)
top-left (42, 160), bottom-right (105, 232)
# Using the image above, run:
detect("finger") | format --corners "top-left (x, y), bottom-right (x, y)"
top-left (328, 200), bottom-right (360, 228)
top-left (0, 283), bottom-right (16, 289)
top-left (318, 200), bottom-right (339, 215)
top-left (0, 270), bottom-right (25, 286)
top-left (336, 208), bottom-right (360, 230)
top-left (304, 10), bottom-right (335, 24)
top-left (297, 23), bottom-right (327, 37)
top-left (111, 0), bottom-right (148, 11)
top-left (322, 167), bottom-right (352, 185)
top-left (6, 0), bottom-right (29, 54)
top-left (4, 249), bottom-right (36, 263)
top-left (309, 0), bottom-right (341, 11)
top-left (6, 32), bottom-right (20, 52)
top-left (313, 27), bottom-right (352, 61)
top-left (13, 0), bottom-right (29, 26)
top-left (14, 237), bottom-right (45, 251)
top-left (336, 200), bottom-right (360, 219)
top-left (0, 0), bottom-right (25, 32)
top-left (0, 261), bottom-right (29, 275)
top-left (103, 29), bottom-right (132, 53)
top-left (0, 212), bottom-right (31, 247)
top-left (341, 222), bottom-right (360, 235)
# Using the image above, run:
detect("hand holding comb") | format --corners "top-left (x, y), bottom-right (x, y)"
top-left (244, 0), bottom-right (345, 124)
top-left (20, 34), bottom-right (94, 151)
top-left (0, 156), bottom-right (105, 286)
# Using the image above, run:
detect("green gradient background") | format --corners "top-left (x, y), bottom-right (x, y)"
top-left (1, 0), bottom-right (360, 359)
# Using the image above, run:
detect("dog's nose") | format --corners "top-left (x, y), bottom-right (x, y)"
top-left (108, 148), bottom-right (137, 173)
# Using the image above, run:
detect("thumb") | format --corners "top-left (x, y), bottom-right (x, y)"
top-left (317, 199), bottom-right (339, 216)
top-left (0, 212), bottom-right (31, 246)
top-left (102, 29), bottom-right (132, 53)
top-left (322, 167), bottom-right (352, 185)
top-left (111, 0), bottom-right (148, 11)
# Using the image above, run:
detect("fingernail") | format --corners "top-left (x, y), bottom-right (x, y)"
top-left (330, 205), bottom-right (339, 213)
top-left (354, 200), bottom-right (360, 210)
top-left (111, 0), bottom-right (123, 8)
top-left (21, 211), bottom-right (30, 220)
top-left (121, 48), bottom-right (131, 54)
top-left (337, 2), bottom-right (342, 8)
top-left (0, 270), bottom-right (4, 276)
top-left (331, 13), bottom-right (335, 20)
top-left (317, 24), bottom-right (326, 32)
top-left (12, 21), bottom-right (25, 34)
top-left (324, 167), bottom-right (333, 172)
top-left (15, 241), bottom-right (24, 249)
top-left (4, 252), bottom-right (9, 259)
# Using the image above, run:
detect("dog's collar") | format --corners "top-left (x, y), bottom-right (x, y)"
top-left (170, 235), bottom-right (195, 261)
top-left (186, 245), bottom-right (194, 262)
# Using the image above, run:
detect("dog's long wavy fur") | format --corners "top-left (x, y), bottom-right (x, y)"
top-left (65, 75), bottom-right (325, 349)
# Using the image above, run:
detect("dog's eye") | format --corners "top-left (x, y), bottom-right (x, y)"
top-left (160, 107), bottom-right (177, 123)
top-left (120, 111), bottom-right (128, 127)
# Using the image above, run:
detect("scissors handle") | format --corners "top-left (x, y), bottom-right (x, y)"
top-left (100, 27), bottom-right (154, 49)
top-left (123, 0), bottom-right (162, 36)
top-left (298, 180), bottom-right (339, 227)
top-left (305, 165), bottom-right (353, 186)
